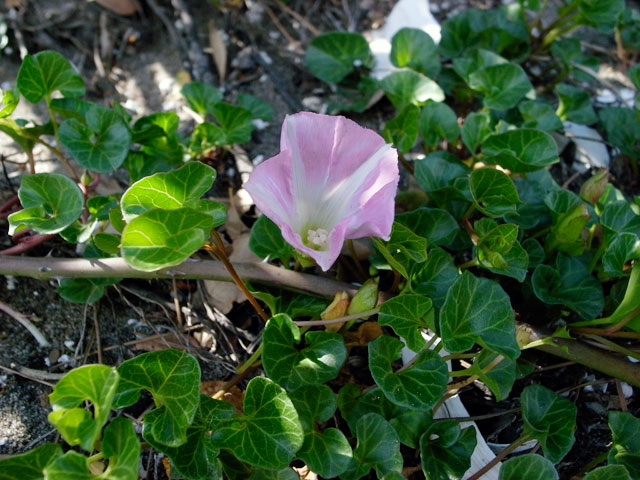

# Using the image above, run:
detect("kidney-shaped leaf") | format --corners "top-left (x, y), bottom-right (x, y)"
top-left (499, 454), bottom-right (558, 480)
top-left (113, 349), bottom-right (201, 447)
top-left (59, 105), bottom-right (131, 173)
top-left (391, 28), bottom-right (440, 78)
top-left (48, 365), bottom-right (119, 452)
top-left (211, 376), bottom-right (304, 469)
top-left (9, 173), bottom-right (83, 235)
top-left (521, 385), bottom-right (577, 463)
top-left (470, 167), bottom-right (520, 217)
top-left (378, 294), bottom-right (434, 352)
top-left (0, 443), bottom-right (62, 480)
top-left (181, 81), bottom-right (223, 115)
top-left (380, 70), bottom-right (444, 108)
top-left (262, 314), bottom-right (347, 391)
top-left (369, 335), bottom-right (448, 411)
top-left (17, 50), bottom-right (85, 103)
top-left (468, 63), bottom-right (532, 110)
top-left (305, 32), bottom-right (372, 84)
top-left (420, 420), bottom-right (477, 480)
top-left (482, 129), bottom-right (559, 173)
top-left (121, 207), bottom-right (214, 271)
top-left (440, 271), bottom-right (520, 360)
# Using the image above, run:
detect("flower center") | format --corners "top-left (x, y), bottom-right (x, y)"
top-left (306, 228), bottom-right (329, 250)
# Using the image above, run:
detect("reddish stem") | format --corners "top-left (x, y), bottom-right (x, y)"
top-left (1, 234), bottom-right (55, 255)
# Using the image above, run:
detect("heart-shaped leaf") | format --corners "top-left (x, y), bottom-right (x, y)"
top-left (470, 167), bottom-right (521, 217)
top-left (59, 105), bottom-right (131, 173)
top-left (410, 247), bottom-right (460, 308)
top-left (305, 32), bottom-right (372, 84)
top-left (390, 28), bottom-right (440, 77)
top-left (577, 0), bottom-right (625, 29)
top-left (603, 232), bottom-right (640, 276)
top-left (461, 111), bottom-right (491, 153)
top-left (396, 207), bottom-right (460, 247)
top-left (98, 417), bottom-right (140, 480)
top-left (584, 465), bottom-right (631, 480)
top-left (469, 349), bottom-right (516, 401)
top-left (211, 376), bottom-right (304, 469)
top-left (249, 215), bottom-right (295, 264)
top-left (17, 50), bottom-right (85, 103)
top-left (382, 104), bottom-right (420, 153)
top-left (420, 420), bottom-right (477, 480)
top-left (121, 207), bottom-right (214, 271)
top-left (0, 443), bottom-right (62, 480)
top-left (440, 271), bottom-right (520, 360)
top-left (262, 314), bottom-right (347, 391)
top-left (181, 82), bottom-right (223, 115)
top-left (9, 173), bottom-right (83, 235)
top-left (237, 93), bottom-right (274, 122)
top-left (519, 101), bottom-right (563, 131)
top-left (499, 454), bottom-right (558, 480)
top-left (372, 222), bottom-right (428, 279)
top-left (145, 394), bottom-right (234, 480)
top-left (113, 349), bottom-right (201, 447)
top-left (419, 101), bottom-right (459, 147)
top-left (0, 88), bottom-right (19, 118)
top-left (211, 102), bottom-right (254, 145)
top-left (555, 83), bottom-right (597, 125)
top-left (48, 365), bottom-right (119, 451)
top-left (414, 151), bottom-right (469, 194)
top-left (468, 63), bottom-right (532, 110)
top-left (378, 294), bottom-right (434, 352)
top-left (380, 70), bottom-right (445, 108)
top-left (521, 385), bottom-right (577, 463)
top-left (608, 410), bottom-right (640, 477)
top-left (482, 129), bottom-right (559, 172)
top-left (369, 335), bottom-right (448, 411)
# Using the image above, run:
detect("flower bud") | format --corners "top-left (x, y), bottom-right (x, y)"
top-left (347, 278), bottom-right (379, 316)
top-left (321, 291), bottom-right (350, 332)
top-left (579, 169), bottom-right (608, 204)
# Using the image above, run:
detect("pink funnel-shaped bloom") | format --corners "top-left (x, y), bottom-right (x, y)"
top-left (244, 112), bottom-right (399, 271)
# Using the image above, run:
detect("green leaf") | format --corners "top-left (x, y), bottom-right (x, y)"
top-left (419, 101), bottom-right (459, 147)
top-left (250, 286), bottom-right (328, 319)
top-left (17, 50), bottom-right (85, 103)
top-left (468, 63), bottom-right (532, 110)
top-left (0, 443), bottom-right (62, 480)
top-left (120, 161), bottom-right (221, 222)
top-left (58, 105), bottom-right (131, 173)
top-left (113, 349), bottom-right (201, 447)
top-left (0, 88), bottom-right (19, 118)
top-left (342, 413), bottom-right (403, 480)
top-left (600, 107), bottom-right (640, 158)
top-left (461, 111), bottom-right (492, 153)
top-left (94, 232), bottom-right (121, 255)
top-left (499, 454), bottom-right (558, 480)
top-left (440, 271), bottom-right (520, 360)
top-left (519, 101), bottom-right (563, 131)
top-left (556, 84), bottom-right (597, 125)
top-left (420, 421), bottom-right (477, 480)
top-left (211, 102), bottom-right (254, 145)
top-left (87, 195), bottom-right (118, 221)
top-left (521, 385), bottom-right (577, 463)
top-left (382, 104), bottom-right (419, 153)
top-left (390, 27), bottom-right (440, 77)
top-left (470, 349), bottom-right (516, 401)
top-left (396, 207), bottom-right (460, 247)
top-left (121, 207), bottom-right (214, 271)
top-left (48, 365), bottom-right (119, 451)
top-left (550, 38), bottom-right (599, 83)
top-left (58, 278), bottom-right (105, 304)
top-left (544, 193), bottom-right (590, 255)
top-left (603, 233), bottom-right (640, 276)
top-left (211, 376), bottom-right (304, 469)
top-left (369, 335), bottom-right (448, 410)
top-left (523, 237), bottom-right (546, 267)
top-left (470, 167), bottom-right (520, 217)
top-left (482, 128), bottom-right (559, 172)
top-left (181, 82), bottom-right (223, 115)
top-left (608, 410), bottom-right (640, 478)
top-left (630, 63), bottom-right (640, 90)
top-left (410, 247), bottom-right (460, 307)
top-left (475, 219), bottom-right (529, 281)
top-left (600, 201), bottom-right (640, 241)
top-left (305, 32), bottom-right (372, 84)
top-left (372, 222), bottom-right (428, 279)
top-left (249, 215), bottom-right (295, 264)
top-left (262, 314), bottom-right (347, 391)
top-left (583, 465), bottom-right (631, 480)
top-left (99, 417), bottom-right (141, 480)
top-left (42, 451), bottom-right (92, 480)
top-left (378, 294), bottom-right (434, 352)
top-left (414, 151), bottom-right (469, 193)
top-left (531, 254), bottom-right (604, 319)
top-left (291, 385), bottom-right (352, 478)
top-left (380, 70), bottom-right (445, 109)
top-left (145, 394), bottom-right (234, 480)
top-left (9, 173), bottom-right (83, 235)
top-left (237, 93), bottom-right (274, 122)
top-left (577, 0), bottom-right (625, 29)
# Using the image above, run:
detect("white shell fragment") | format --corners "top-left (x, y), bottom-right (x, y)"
top-left (563, 121), bottom-right (610, 172)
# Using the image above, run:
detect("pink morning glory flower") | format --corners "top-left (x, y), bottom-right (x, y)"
top-left (244, 112), bottom-right (399, 271)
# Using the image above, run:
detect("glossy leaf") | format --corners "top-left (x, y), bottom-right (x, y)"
top-left (556, 84), bottom-right (597, 125)
top-left (262, 314), bottom-right (346, 391)
top-left (0, 88), bottom-right (19, 118)
top-left (17, 50), bottom-right (84, 103)
top-left (48, 365), bottom-right (119, 451)
top-left (121, 207), bottom-right (214, 271)
top-left (237, 93), bottom-right (274, 122)
top-left (414, 151), bottom-right (469, 193)
top-left (583, 465), bottom-right (631, 480)
top-left (470, 167), bottom-right (520, 217)
top-left (468, 63), bottom-right (532, 110)
top-left (600, 201), bottom-right (640, 241)
top-left (482, 128), bottom-right (559, 172)
top-left (396, 207), bottom-right (460, 247)
top-left (600, 107), bottom-right (640, 158)
top-left (410, 247), bottom-right (459, 307)
top-left (531, 255), bottom-right (604, 320)
top-left (499, 454), bottom-right (558, 480)
top-left (378, 294), bottom-right (434, 352)
top-left (441, 271), bottom-right (519, 359)
top-left (99, 417), bottom-right (141, 480)
top-left (113, 349), bottom-right (201, 447)
top-left (419, 101), bottom-right (459, 147)
top-left (58, 278), bottom-right (106, 304)
top-left (145, 394), bottom-right (234, 480)
top-left (382, 104), bottom-right (420, 153)
top-left (470, 349), bottom-right (516, 401)
top-left (305, 32), bottom-right (372, 84)
top-left (211, 376), bottom-right (304, 469)
top-left (519, 101), bottom-right (563, 131)
top-left (521, 385), bottom-right (577, 463)
top-left (0, 443), bottom-right (62, 480)
top-left (120, 161), bottom-right (219, 222)
top-left (372, 222), bottom-right (428, 279)
top-left (608, 410), bottom-right (640, 477)
top-left (380, 70), bottom-right (445, 108)
top-left (369, 335), bottom-right (448, 410)
top-left (603, 232), bottom-right (640, 276)
top-left (461, 111), bottom-right (491, 153)
top-left (59, 105), bottom-right (131, 173)
top-left (211, 102), bottom-right (255, 145)
top-left (250, 286), bottom-right (328, 319)
top-left (390, 27), bottom-right (440, 77)
top-left (9, 173), bottom-right (83, 235)
top-left (249, 215), bottom-right (295, 264)
top-left (578, 0), bottom-right (625, 29)
top-left (181, 82), bottom-right (223, 115)
top-left (420, 421), bottom-right (477, 480)
top-left (42, 451), bottom-right (91, 480)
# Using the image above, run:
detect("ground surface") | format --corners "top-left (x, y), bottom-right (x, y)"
top-left (0, 1), bottom-right (638, 479)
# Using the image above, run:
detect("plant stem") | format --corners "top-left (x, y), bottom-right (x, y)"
top-left (236, 344), bottom-right (264, 375)
top-left (0, 300), bottom-right (50, 347)
top-left (87, 452), bottom-right (104, 464)
top-left (294, 307), bottom-right (380, 327)
top-left (466, 434), bottom-right (531, 480)
top-left (457, 258), bottom-right (479, 270)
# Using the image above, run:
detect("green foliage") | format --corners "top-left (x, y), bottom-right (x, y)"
top-left (499, 454), bottom-right (558, 480)
top-left (249, 215), bottom-right (295, 264)
top-left (17, 50), bottom-right (85, 103)
top-left (305, 32), bottom-right (372, 84)
top-left (380, 70), bottom-right (445, 108)
top-left (420, 421), bottom-right (477, 480)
